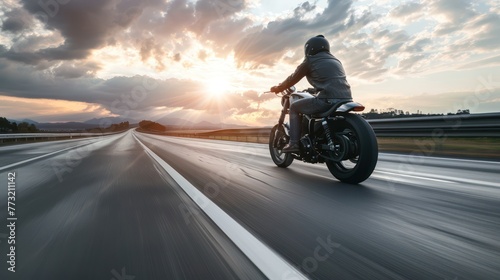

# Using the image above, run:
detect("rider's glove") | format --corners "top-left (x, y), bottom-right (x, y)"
top-left (270, 86), bottom-right (281, 93)
top-left (306, 88), bottom-right (317, 94)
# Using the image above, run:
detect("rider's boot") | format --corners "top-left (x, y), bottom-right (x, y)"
top-left (283, 141), bottom-right (300, 153)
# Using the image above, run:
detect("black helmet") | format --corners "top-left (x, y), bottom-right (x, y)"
top-left (304, 35), bottom-right (330, 56)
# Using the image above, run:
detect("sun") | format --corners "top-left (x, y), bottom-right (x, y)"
top-left (206, 77), bottom-right (231, 98)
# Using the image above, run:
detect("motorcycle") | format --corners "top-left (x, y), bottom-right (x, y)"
top-left (268, 86), bottom-right (378, 184)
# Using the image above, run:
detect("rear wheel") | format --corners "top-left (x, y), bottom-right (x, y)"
top-left (326, 114), bottom-right (378, 184)
top-left (269, 124), bottom-right (294, 167)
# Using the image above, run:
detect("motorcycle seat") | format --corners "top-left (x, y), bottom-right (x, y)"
top-left (312, 100), bottom-right (352, 118)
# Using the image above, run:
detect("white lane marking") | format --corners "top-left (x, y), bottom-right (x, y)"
top-left (0, 141), bottom-right (97, 172)
top-left (374, 170), bottom-right (453, 183)
top-left (380, 153), bottom-right (500, 165)
top-left (432, 176), bottom-right (500, 188)
top-left (377, 169), bottom-right (500, 188)
top-left (133, 133), bottom-right (308, 280)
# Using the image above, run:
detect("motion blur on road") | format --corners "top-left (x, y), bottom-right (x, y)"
top-left (1, 130), bottom-right (499, 279)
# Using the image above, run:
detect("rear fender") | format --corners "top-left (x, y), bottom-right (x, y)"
top-left (336, 102), bottom-right (365, 113)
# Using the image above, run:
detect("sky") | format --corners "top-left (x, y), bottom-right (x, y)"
top-left (0, 0), bottom-right (499, 126)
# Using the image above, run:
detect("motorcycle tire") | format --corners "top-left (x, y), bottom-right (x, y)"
top-left (269, 124), bottom-right (294, 168)
top-left (326, 114), bottom-right (378, 184)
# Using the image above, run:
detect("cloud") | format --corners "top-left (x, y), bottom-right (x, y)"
top-left (0, 57), bottom-right (274, 123)
top-left (404, 38), bottom-right (432, 53)
top-left (233, 0), bottom-right (354, 67)
top-left (0, 50), bottom-right (44, 65)
top-left (397, 54), bottom-right (427, 73)
top-left (365, 87), bottom-right (500, 114)
top-left (1, 0), bottom-right (162, 64)
top-left (173, 53), bottom-right (181, 62)
top-left (1, 0), bottom-right (497, 78)
top-left (1, 0), bottom-right (499, 125)
top-left (198, 50), bottom-right (208, 61)
top-left (10, 33), bottom-right (65, 54)
top-left (390, 1), bottom-right (424, 20)
top-left (0, 95), bottom-right (112, 122)
top-left (135, 0), bottom-right (250, 41)
top-left (191, 0), bottom-right (247, 34)
top-left (151, 0), bottom-right (195, 36)
top-left (118, 0), bottom-right (253, 69)
top-left (338, 0), bottom-right (499, 79)
top-left (466, 13), bottom-right (500, 50)
top-left (201, 17), bottom-right (253, 55)
top-left (457, 55), bottom-right (500, 70)
top-left (7, 0), bottom-right (492, 80)
top-left (1, 7), bottom-right (34, 33)
top-left (53, 61), bottom-right (101, 79)
top-left (293, 1), bottom-right (317, 17)
top-left (426, 0), bottom-right (477, 35)
top-left (138, 37), bottom-right (167, 70)
top-left (337, 41), bottom-right (387, 81)
top-left (428, 0), bottom-right (476, 23)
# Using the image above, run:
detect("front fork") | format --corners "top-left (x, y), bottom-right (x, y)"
top-left (278, 98), bottom-right (290, 127)
top-left (274, 98), bottom-right (290, 148)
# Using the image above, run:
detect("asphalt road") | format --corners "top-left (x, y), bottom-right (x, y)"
top-left (1, 130), bottom-right (499, 280)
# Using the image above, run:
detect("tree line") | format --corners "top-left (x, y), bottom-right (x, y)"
top-left (0, 117), bottom-right (38, 133)
top-left (1, 117), bottom-right (130, 133)
top-left (138, 120), bottom-right (166, 132)
top-left (85, 121), bottom-right (130, 133)
top-left (362, 109), bottom-right (471, 119)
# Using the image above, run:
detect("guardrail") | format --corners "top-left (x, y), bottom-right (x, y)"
top-left (0, 132), bottom-right (120, 144)
top-left (367, 113), bottom-right (500, 137)
top-left (161, 113), bottom-right (500, 142)
top-left (166, 128), bottom-right (271, 144)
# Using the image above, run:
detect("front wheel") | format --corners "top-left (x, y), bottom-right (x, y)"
top-left (269, 124), bottom-right (294, 167)
top-left (326, 114), bottom-right (378, 184)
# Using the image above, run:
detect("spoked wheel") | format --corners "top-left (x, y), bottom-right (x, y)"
top-left (269, 124), bottom-right (294, 168)
top-left (326, 114), bottom-right (378, 184)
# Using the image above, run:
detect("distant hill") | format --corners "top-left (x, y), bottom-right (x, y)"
top-left (84, 117), bottom-right (137, 125)
top-left (4, 116), bottom-right (246, 132)
top-left (155, 117), bottom-right (196, 127)
top-left (156, 117), bottom-right (248, 130)
top-left (37, 122), bottom-right (99, 131)
top-left (6, 118), bottom-right (96, 131)
top-left (2, 117), bottom-right (136, 132)
top-left (7, 118), bottom-right (39, 125)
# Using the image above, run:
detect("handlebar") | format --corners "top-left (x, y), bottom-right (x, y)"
top-left (263, 87), bottom-right (315, 97)
top-left (262, 91), bottom-right (283, 97)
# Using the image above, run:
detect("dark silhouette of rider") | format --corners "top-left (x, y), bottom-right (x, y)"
top-left (270, 35), bottom-right (353, 153)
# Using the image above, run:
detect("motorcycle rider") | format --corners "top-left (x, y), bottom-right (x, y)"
top-left (270, 35), bottom-right (353, 153)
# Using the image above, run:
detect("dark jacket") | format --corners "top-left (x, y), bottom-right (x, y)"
top-left (276, 51), bottom-right (352, 99)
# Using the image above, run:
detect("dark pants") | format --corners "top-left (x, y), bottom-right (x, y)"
top-left (289, 98), bottom-right (333, 143)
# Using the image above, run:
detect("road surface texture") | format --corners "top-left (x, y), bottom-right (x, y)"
top-left (1, 130), bottom-right (499, 280)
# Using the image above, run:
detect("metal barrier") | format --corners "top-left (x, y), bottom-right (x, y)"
top-left (163, 113), bottom-right (500, 142)
top-left (0, 132), bottom-right (121, 144)
top-left (10, 113), bottom-right (495, 145)
top-left (367, 113), bottom-right (500, 137)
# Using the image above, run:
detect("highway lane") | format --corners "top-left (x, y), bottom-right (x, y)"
top-left (135, 132), bottom-right (500, 280)
top-left (0, 137), bottom-right (105, 169)
top-left (0, 130), bottom-right (499, 279)
top-left (0, 131), bottom-right (265, 280)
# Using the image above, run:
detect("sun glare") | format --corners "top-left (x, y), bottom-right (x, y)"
top-left (206, 77), bottom-right (231, 98)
